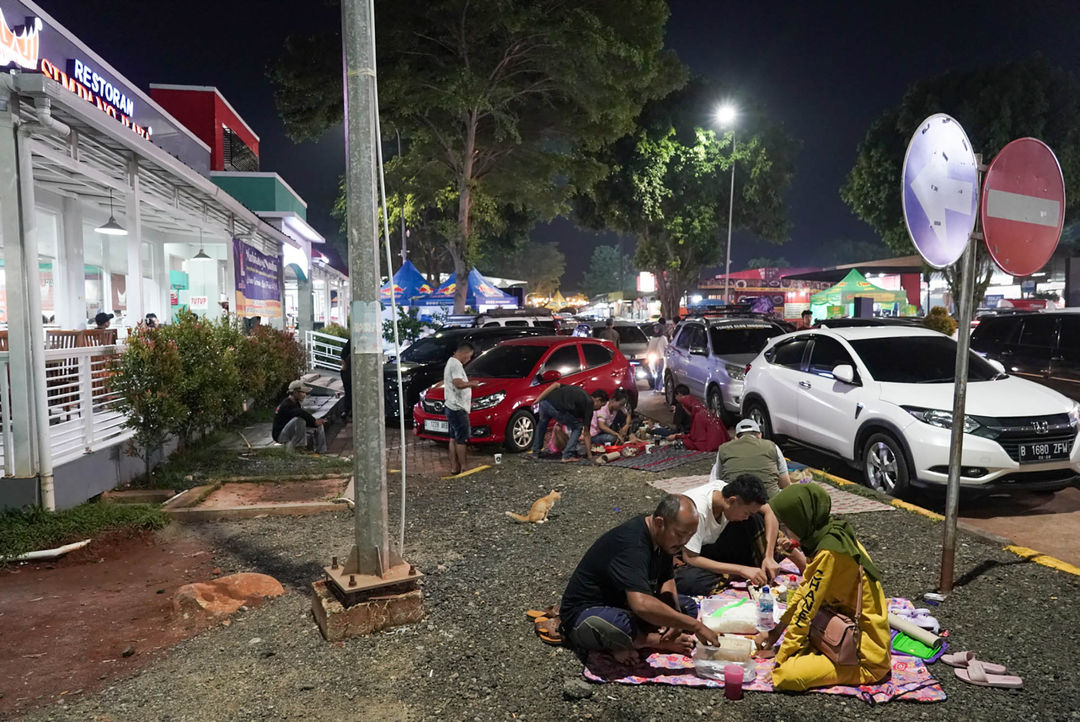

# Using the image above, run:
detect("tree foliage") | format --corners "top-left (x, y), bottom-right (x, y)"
top-left (581, 244), bottom-right (637, 297)
top-left (746, 256), bottom-right (790, 270)
top-left (271, 0), bottom-right (684, 313)
top-left (574, 82), bottom-right (797, 317)
top-left (481, 241), bottom-right (566, 297)
top-left (842, 56), bottom-right (1080, 305)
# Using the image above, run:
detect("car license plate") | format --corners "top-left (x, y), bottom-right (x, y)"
top-left (425, 419), bottom-right (449, 434)
top-left (1018, 440), bottom-right (1072, 463)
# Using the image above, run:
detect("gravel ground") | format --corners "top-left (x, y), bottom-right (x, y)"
top-left (24, 455), bottom-right (1080, 722)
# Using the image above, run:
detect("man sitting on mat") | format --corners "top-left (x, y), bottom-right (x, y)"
top-left (710, 418), bottom-right (791, 498)
top-left (560, 494), bottom-right (720, 663)
top-left (675, 474), bottom-right (806, 596)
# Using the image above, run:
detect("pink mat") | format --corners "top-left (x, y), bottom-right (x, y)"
top-left (581, 592), bottom-right (946, 704)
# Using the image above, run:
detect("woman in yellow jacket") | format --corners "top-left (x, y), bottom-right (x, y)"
top-left (753, 484), bottom-right (891, 692)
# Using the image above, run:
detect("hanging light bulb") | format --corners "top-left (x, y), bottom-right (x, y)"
top-left (192, 228), bottom-right (210, 259)
top-left (95, 189), bottom-right (127, 235)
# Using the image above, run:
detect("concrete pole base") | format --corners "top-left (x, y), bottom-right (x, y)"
top-left (311, 579), bottom-right (424, 641)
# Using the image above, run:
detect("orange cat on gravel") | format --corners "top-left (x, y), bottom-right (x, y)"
top-left (505, 490), bottom-right (561, 523)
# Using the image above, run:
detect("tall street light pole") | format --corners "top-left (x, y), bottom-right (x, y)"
top-left (717, 104), bottom-right (737, 305)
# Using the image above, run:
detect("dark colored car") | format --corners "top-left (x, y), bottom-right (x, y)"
top-left (971, 311), bottom-right (1080, 402)
top-left (383, 326), bottom-right (550, 421)
top-left (413, 336), bottom-right (639, 451)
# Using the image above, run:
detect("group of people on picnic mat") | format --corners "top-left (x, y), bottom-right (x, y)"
top-left (551, 418), bottom-right (893, 692)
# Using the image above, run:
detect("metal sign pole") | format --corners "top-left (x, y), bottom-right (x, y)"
top-left (939, 156), bottom-right (984, 595)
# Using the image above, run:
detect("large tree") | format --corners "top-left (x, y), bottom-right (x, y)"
top-left (481, 241), bottom-right (566, 297)
top-left (575, 83), bottom-right (797, 318)
top-left (270, 0), bottom-right (683, 313)
top-left (842, 56), bottom-right (1080, 306)
top-left (581, 244), bottom-right (637, 297)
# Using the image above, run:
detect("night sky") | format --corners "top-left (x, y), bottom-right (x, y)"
top-left (38, 1), bottom-right (1080, 290)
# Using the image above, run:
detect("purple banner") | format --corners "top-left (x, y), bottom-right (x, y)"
top-left (233, 238), bottom-right (282, 318)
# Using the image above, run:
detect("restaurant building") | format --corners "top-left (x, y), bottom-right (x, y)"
top-left (0, 1), bottom-right (336, 509)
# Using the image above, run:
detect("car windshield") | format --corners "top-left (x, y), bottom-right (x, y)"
top-left (849, 336), bottom-right (1001, 383)
top-left (709, 326), bottom-right (782, 355)
top-left (400, 336), bottom-right (456, 365)
top-left (466, 344), bottom-right (546, 379)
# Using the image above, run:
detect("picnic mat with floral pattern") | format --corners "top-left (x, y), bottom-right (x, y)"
top-left (581, 591), bottom-right (946, 704)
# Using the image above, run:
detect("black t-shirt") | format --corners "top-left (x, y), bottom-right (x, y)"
top-left (272, 396), bottom-right (317, 441)
top-left (560, 516), bottom-right (673, 626)
top-left (545, 384), bottom-right (593, 423)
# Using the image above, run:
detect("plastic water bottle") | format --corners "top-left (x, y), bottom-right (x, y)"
top-left (757, 586), bottom-right (775, 631)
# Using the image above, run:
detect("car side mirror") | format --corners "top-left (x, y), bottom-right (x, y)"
top-left (690, 346), bottom-right (708, 356)
top-left (832, 364), bottom-right (857, 385)
top-left (540, 370), bottom-right (562, 383)
top-left (986, 358), bottom-right (1006, 375)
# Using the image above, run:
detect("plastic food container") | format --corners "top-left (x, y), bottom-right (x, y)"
top-left (692, 636), bottom-right (757, 683)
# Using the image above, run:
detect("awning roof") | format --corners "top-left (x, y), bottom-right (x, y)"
top-left (6, 72), bottom-right (296, 256)
top-left (781, 255), bottom-right (925, 282)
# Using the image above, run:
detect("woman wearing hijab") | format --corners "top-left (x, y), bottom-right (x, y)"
top-left (753, 484), bottom-right (891, 692)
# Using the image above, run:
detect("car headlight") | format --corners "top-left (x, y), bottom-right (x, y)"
top-left (903, 406), bottom-right (980, 433)
top-left (472, 392), bottom-right (506, 410)
top-left (1069, 403), bottom-right (1080, 427)
top-left (725, 364), bottom-right (746, 381)
top-left (419, 388), bottom-right (427, 401)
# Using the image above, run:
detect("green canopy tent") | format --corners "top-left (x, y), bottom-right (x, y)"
top-left (809, 269), bottom-right (909, 319)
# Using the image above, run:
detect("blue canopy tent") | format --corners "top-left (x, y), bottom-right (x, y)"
top-left (412, 268), bottom-right (517, 307)
top-left (380, 260), bottom-right (435, 305)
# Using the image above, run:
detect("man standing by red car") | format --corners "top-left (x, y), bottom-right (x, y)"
top-left (444, 342), bottom-right (481, 475)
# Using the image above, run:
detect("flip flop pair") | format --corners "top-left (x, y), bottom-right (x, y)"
top-left (943, 652), bottom-right (1022, 689)
top-left (526, 605), bottom-right (562, 645)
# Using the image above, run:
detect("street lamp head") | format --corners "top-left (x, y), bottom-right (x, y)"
top-left (716, 104), bottom-right (737, 126)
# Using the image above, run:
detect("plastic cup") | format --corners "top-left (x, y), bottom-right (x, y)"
top-left (723, 664), bottom-right (744, 700)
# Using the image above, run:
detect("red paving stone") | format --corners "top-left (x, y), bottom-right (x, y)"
top-left (327, 422), bottom-right (487, 477)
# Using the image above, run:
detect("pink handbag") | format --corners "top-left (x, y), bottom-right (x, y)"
top-left (809, 574), bottom-right (862, 667)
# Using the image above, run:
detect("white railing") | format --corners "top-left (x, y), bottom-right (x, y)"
top-left (42, 344), bottom-right (132, 466)
top-left (0, 344), bottom-right (132, 474)
top-left (307, 330), bottom-right (347, 371)
top-left (0, 351), bottom-right (13, 476)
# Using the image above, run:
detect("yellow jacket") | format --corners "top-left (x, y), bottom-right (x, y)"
top-left (772, 547), bottom-right (892, 692)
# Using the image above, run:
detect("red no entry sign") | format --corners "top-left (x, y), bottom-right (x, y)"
top-left (981, 137), bottom-right (1066, 277)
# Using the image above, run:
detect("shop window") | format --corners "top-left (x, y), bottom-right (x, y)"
top-left (223, 126), bottom-right (259, 172)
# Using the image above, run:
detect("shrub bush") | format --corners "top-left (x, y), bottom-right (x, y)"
top-left (240, 324), bottom-right (307, 405)
top-left (156, 310), bottom-right (244, 448)
top-left (923, 306), bottom-right (958, 336)
top-left (112, 327), bottom-right (187, 477)
top-left (321, 322), bottom-right (350, 340)
top-left (383, 306), bottom-right (434, 347)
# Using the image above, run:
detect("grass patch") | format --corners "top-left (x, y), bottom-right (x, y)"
top-left (141, 445), bottom-right (352, 490)
top-left (0, 502), bottom-right (168, 561)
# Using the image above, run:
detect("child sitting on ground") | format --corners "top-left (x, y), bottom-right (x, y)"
top-left (590, 390), bottom-right (631, 446)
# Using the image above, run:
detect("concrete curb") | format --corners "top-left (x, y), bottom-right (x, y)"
top-left (166, 501), bottom-right (345, 523)
top-left (797, 462), bottom-right (1080, 578)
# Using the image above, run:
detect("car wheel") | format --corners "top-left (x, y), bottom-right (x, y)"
top-left (707, 385), bottom-right (737, 427)
top-left (744, 400), bottom-right (775, 441)
top-left (664, 373), bottom-right (676, 406)
top-left (505, 409), bottom-right (536, 452)
top-left (863, 432), bottom-right (911, 497)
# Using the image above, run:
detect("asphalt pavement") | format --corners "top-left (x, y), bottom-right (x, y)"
top-left (636, 382), bottom-right (1080, 568)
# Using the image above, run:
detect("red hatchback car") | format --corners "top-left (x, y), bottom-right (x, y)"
top-left (413, 336), bottom-right (639, 452)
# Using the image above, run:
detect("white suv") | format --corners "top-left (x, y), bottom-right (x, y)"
top-left (741, 327), bottom-right (1080, 496)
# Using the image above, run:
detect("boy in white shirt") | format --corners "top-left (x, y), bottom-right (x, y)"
top-left (675, 474), bottom-right (794, 596)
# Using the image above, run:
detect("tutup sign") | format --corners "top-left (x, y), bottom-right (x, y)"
top-left (980, 137), bottom-right (1066, 277)
top-left (232, 238), bottom-right (283, 319)
top-left (901, 114), bottom-right (980, 269)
